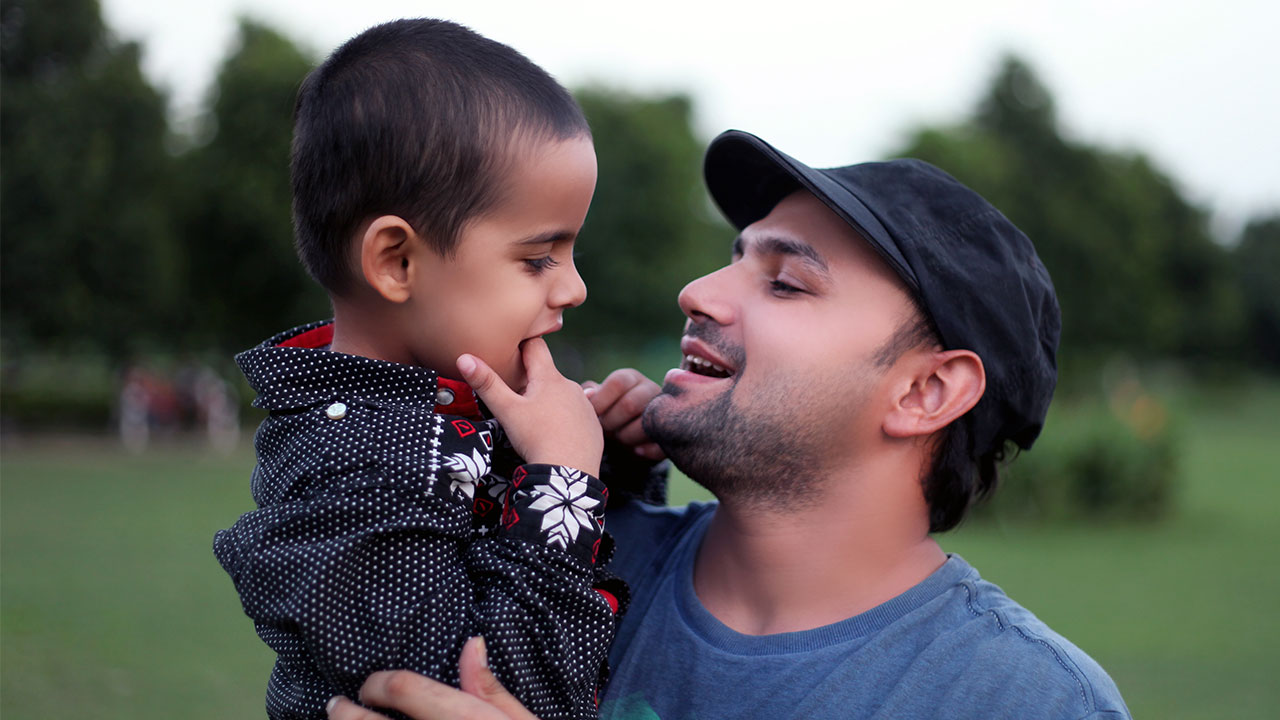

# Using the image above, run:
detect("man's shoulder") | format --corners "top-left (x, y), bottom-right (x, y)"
top-left (911, 557), bottom-right (1131, 719)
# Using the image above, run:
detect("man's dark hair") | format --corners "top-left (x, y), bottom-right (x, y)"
top-left (924, 416), bottom-right (1006, 533)
top-left (876, 304), bottom-right (1004, 533)
top-left (291, 18), bottom-right (590, 293)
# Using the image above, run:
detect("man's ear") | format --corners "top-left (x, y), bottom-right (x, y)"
top-left (358, 215), bottom-right (419, 303)
top-left (883, 350), bottom-right (985, 439)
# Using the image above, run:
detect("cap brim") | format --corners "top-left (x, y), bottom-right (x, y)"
top-left (703, 130), bottom-right (919, 293)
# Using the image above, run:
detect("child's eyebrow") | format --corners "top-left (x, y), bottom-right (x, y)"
top-left (517, 230), bottom-right (576, 246)
top-left (733, 235), bottom-right (830, 278)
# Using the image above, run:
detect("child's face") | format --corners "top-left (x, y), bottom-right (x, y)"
top-left (406, 135), bottom-right (597, 389)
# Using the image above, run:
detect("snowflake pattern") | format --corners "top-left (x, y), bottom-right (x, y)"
top-left (443, 447), bottom-right (490, 500)
top-left (527, 467), bottom-right (602, 550)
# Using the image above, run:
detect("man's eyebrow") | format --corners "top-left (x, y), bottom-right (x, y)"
top-left (734, 234), bottom-right (830, 276)
top-left (517, 230), bottom-right (576, 245)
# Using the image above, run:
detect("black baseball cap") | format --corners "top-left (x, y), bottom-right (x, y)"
top-left (703, 129), bottom-right (1061, 457)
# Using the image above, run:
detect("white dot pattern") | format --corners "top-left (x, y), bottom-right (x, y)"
top-left (213, 321), bottom-right (627, 720)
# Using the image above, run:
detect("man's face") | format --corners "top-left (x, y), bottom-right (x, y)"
top-left (642, 190), bottom-right (921, 508)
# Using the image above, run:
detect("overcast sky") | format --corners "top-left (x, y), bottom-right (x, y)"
top-left (101, 0), bottom-right (1278, 238)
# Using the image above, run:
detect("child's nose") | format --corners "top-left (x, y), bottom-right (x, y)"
top-left (552, 261), bottom-right (587, 309)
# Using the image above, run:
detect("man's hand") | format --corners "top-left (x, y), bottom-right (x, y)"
top-left (327, 637), bottom-right (538, 720)
top-left (457, 338), bottom-right (603, 477)
top-left (583, 368), bottom-right (664, 461)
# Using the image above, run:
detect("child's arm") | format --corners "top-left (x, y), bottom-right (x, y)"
top-left (218, 483), bottom-right (613, 720)
top-left (449, 338), bottom-right (621, 715)
top-left (216, 459), bottom-right (613, 720)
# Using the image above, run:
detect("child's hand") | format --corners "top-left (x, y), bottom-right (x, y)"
top-left (582, 369), bottom-right (665, 462)
top-left (457, 338), bottom-right (602, 477)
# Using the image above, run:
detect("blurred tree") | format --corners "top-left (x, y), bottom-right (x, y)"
top-left (174, 18), bottom-right (327, 352)
top-left (1234, 215), bottom-right (1280, 369)
top-left (896, 56), bottom-right (1245, 366)
top-left (560, 88), bottom-right (727, 378)
top-left (1, 0), bottom-right (179, 356)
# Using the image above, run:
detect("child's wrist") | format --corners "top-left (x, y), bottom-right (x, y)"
top-left (522, 453), bottom-right (600, 479)
top-left (528, 462), bottom-right (600, 477)
top-left (499, 464), bottom-right (608, 564)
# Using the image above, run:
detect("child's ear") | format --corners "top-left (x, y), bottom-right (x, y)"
top-left (359, 215), bottom-right (418, 303)
top-left (883, 350), bottom-right (986, 440)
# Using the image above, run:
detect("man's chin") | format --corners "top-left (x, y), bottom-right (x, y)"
top-left (640, 394), bottom-right (677, 448)
top-left (641, 388), bottom-right (710, 464)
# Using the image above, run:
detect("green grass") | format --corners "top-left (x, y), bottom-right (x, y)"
top-left (1, 440), bottom-right (274, 718)
top-left (3, 381), bottom-right (1278, 718)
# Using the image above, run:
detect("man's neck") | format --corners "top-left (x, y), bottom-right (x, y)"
top-left (692, 468), bottom-right (946, 636)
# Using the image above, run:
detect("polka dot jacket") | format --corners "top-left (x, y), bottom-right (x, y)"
top-left (214, 321), bottom-right (634, 720)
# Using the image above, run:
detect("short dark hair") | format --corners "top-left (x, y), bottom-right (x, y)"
top-left (291, 18), bottom-right (590, 293)
top-left (875, 302), bottom-right (1004, 533)
top-left (924, 416), bottom-right (1007, 533)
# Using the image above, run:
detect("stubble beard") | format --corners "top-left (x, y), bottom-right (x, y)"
top-left (642, 361), bottom-right (833, 513)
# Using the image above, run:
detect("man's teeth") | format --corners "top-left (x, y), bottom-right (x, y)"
top-left (684, 354), bottom-right (730, 376)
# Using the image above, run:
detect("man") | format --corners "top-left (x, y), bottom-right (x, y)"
top-left (328, 130), bottom-right (1131, 719)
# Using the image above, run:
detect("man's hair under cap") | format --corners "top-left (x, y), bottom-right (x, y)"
top-left (702, 129), bottom-right (1061, 459)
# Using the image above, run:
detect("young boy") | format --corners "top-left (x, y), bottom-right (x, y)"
top-left (213, 19), bottom-right (662, 720)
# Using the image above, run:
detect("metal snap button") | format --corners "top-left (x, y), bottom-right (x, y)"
top-left (435, 388), bottom-right (456, 406)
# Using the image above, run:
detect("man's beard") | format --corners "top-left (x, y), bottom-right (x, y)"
top-left (642, 330), bottom-right (836, 512)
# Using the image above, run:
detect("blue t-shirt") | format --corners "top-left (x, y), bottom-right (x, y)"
top-left (601, 501), bottom-right (1130, 720)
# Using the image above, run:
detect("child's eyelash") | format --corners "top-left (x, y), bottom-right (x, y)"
top-left (524, 256), bottom-right (560, 273)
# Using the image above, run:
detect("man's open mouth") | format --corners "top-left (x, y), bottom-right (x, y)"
top-left (682, 354), bottom-right (733, 379)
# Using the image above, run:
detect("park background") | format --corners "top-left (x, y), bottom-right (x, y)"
top-left (2, 0), bottom-right (1278, 717)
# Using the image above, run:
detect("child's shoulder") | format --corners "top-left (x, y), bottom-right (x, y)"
top-left (238, 321), bottom-right (502, 504)
top-left (237, 320), bottom-right (440, 413)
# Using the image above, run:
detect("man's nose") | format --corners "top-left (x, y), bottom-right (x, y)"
top-left (551, 259), bottom-right (588, 309)
top-left (677, 265), bottom-right (735, 324)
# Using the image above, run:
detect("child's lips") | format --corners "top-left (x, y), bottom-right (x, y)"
top-left (530, 320), bottom-right (564, 338)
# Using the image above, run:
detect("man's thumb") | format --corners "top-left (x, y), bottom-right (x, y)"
top-left (459, 637), bottom-right (539, 719)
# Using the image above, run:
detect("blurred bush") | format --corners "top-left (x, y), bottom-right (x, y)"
top-left (1234, 215), bottom-right (1280, 370)
top-left (0, 355), bottom-right (119, 430)
top-left (0, 354), bottom-right (249, 442)
top-left (979, 366), bottom-right (1179, 524)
